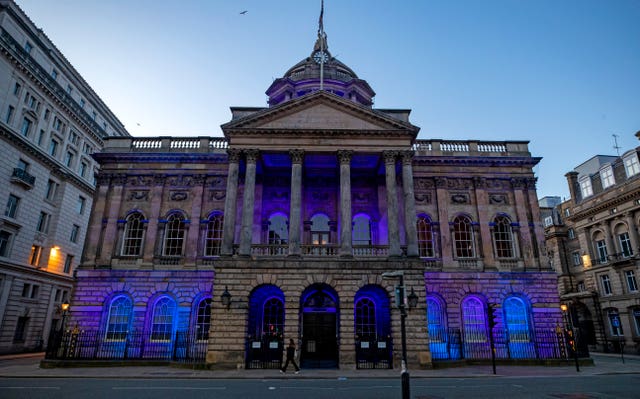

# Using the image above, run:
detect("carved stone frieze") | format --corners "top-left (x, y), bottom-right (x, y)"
top-left (511, 177), bottom-right (537, 190)
top-left (227, 148), bottom-right (242, 163)
top-left (382, 150), bottom-right (398, 165)
top-left (400, 150), bottom-right (414, 165)
top-left (111, 174), bottom-right (128, 186)
top-left (414, 193), bottom-right (432, 204)
top-left (337, 150), bottom-right (353, 164)
top-left (207, 176), bottom-right (226, 187)
top-left (244, 149), bottom-right (259, 163)
top-left (169, 191), bottom-right (189, 201)
top-left (414, 178), bottom-right (435, 190)
top-left (209, 190), bottom-right (226, 201)
top-left (489, 194), bottom-right (508, 205)
top-left (450, 193), bottom-right (470, 204)
top-left (289, 149), bottom-right (305, 164)
top-left (127, 190), bottom-right (149, 201)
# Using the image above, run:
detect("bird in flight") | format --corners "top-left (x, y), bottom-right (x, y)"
top-left (240, 10), bottom-right (248, 15)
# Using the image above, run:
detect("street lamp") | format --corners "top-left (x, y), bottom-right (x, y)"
top-left (60, 301), bottom-right (70, 332)
top-left (382, 271), bottom-right (411, 399)
top-left (220, 286), bottom-right (232, 310)
top-left (560, 303), bottom-right (579, 372)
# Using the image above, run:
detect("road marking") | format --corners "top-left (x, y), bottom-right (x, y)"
top-left (112, 387), bottom-right (226, 390)
top-left (2, 386), bottom-right (61, 389)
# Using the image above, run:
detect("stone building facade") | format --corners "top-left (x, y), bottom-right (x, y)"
top-left (0, 0), bottom-right (128, 354)
top-left (68, 24), bottom-right (563, 369)
top-left (545, 131), bottom-right (640, 354)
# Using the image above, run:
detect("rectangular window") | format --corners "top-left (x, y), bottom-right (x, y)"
top-left (64, 150), bottom-right (74, 167)
top-left (577, 281), bottom-right (585, 292)
top-left (600, 165), bottom-right (615, 188)
top-left (579, 177), bottom-right (593, 198)
top-left (572, 252), bottom-right (581, 266)
top-left (20, 118), bottom-right (32, 137)
top-left (596, 240), bottom-right (608, 264)
top-left (0, 230), bottom-right (12, 257)
top-left (618, 232), bottom-right (633, 257)
top-left (13, 316), bottom-right (28, 342)
top-left (92, 111), bottom-right (97, 120)
top-left (634, 309), bottom-right (640, 336)
top-left (13, 82), bottom-right (21, 95)
top-left (624, 153), bottom-right (640, 177)
top-left (37, 129), bottom-right (45, 146)
top-left (79, 161), bottom-right (88, 177)
top-left (564, 208), bottom-right (571, 217)
top-left (29, 245), bottom-right (42, 266)
top-left (66, 84), bottom-right (72, 94)
top-left (36, 211), bottom-right (50, 233)
top-left (27, 96), bottom-right (36, 109)
top-left (5, 105), bottom-right (14, 123)
top-left (49, 139), bottom-right (58, 156)
top-left (77, 196), bottom-right (86, 214)
top-left (80, 99), bottom-right (85, 108)
top-left (45, 179), bottom-right (57, 201)
top-left (17, 159), bottom-right (28, 172)
top-left (70, 224), bottom-right (79, 243)
top-left (543, 216), bottom-right (553, 227)
top-left (51, 70), bottom-right (57, 80)
top-left (53, 117), bottom-right (61, 131)
top-left (5, 194), bottom-right (20, 218)
top-left (24, 42), bottom-right (32, 54)
top-left (601, 274), bottom-right (613, 296)
top-left (626, 270), bottom-right (638, 292)
top-left (567, 228), bottom-right (575, 239)
top-left (63, 254), bottom-right (73, 274)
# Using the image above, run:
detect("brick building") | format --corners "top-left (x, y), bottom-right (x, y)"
top-left (0, 0), bottom-right (128, 354)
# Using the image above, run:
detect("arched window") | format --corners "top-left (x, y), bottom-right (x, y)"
top-left (151, 296), bottom-right (176, 341)
top-left (195, 298), bottom-right (211, 341)
top-left (268, 213), bottom-right (288, 255)
top-left (355, 297), bottom-right (376, 339)
top-left (461, 297), bottom-right (487, 342)
top-left (310, 214), bottom-right (330, 245)
top-left (453, 215), bottom-right (475, 258)
top-left (426, 296), bottom-right (446, 342)
top-left (417, 215), bottom-right (435, 258)
top-left (503, 297), bottom-right (530, 342)
top-left (121, 212), bottom-right (145, 256)
top-left (163, 212), bottom-right (186, 256)
top-left (204, 212), bottom-right (223, 257)
top-left (262, 297), bottom-right (284, 338)
top-left (493, 215), bottom-right (515, 258)
top-left (353, 214), bottom-right (371, 246)
top-left (105, 296), bottom-right (132, 340)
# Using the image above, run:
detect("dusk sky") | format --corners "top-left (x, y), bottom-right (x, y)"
top-left (16, 0), bottom-right (640, 200)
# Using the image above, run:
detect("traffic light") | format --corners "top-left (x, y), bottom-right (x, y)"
top-left (487, 304), bottom-right (497, 329)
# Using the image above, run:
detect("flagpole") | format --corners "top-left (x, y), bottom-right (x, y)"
top-left (319, 0), bottom-right (325, 91)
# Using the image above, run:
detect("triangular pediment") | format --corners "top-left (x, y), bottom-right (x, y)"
top-left (222, 91), bottom-right (416, 133)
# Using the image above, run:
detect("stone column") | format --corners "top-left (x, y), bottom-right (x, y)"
top-left (221, 149), bottom-right (241, 256)
top-left (401, 151), bottom-right (419, 257)
top-left (185, 175), bottom-right (205, 266)
top-left (143, 174), bottom-right (165, 266)
top-left (338, 150), bottom-right (353, 257)
top-left (625, 213), bottom-right (639, 255)
top-left (239, 149), bottom-right (259, 256)
top-left (99, 175), bottom-right (125, 265)
top-left (288, 150), bottom-right (304, 257)
top-left (602, 221), bottom-right (614, 259)
top-left (435, 178), bottom-right (453, 266)
top-left (384, 151), bottom-right (401, 257)
top-left (83, 175), bottom-right (110, 266)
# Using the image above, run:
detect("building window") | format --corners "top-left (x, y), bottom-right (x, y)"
top-left (150, 296), bottom-right (176, 341)
top-left (64, 150), bottom-right (74, 167)
top-left (633, 309), bottom-right (640, 336)
top-left (493, 215), bottom-right (515, 258)
top-left (13, 317), bottom-right (28, 342)
top-left (80, 99), bottom-right (85, 108)
top-left (92, 111), bottom-right (97, 120)
top-left (76, 196), bottom-right (86, 214)
top-left (5, 105), bottom-right (14, 123)
top-left (49, 139), bottom-right (59, 156)
top-left (66, 84), bottom-right (72, 95)
top-left (625, 270), bottom-right (638, 292)
top-left (20, 118), bottom-right (32, 137)
top-left (504, 297), bottom-right (531, 343)
top-left (462, 297), bottom-right (487, 342)
top-left (352, 214), bottom-right (372, 246)
top-left (266, 213), bottom-right (288, 255)
top-left (36, 211), bottom-right (50, 233)
top-left (51, 69), bottom-right (58, 80)
top-left (262, 297), bottom-right (284, 339)
top-left (355, 297), bottom-right (376, 339)
top-left (70, 224), bottom-right (80, 243)
top-left (121, 212), bottom-right (145, 256)
top-left (29, 245), bottom-right (42, 266)
top-left (0, 230), bottom-right (12, 257)
top-left (608, 310), bottom-right (624, 336)
top-left (623, 153), bottom-right (640, 177)
top-left (596, 239), bottom-right (608, 264)
top-left (564, 208), bottom-right (571, 217)
top-left (195, 298), bottom-right (212, 341)
top-left (53, 117), bottom-right (62, 131)
top-left (579, 177), bottom-right (593, 198)
top-left (577, 281), bottom-right (586, 292)
top-left (453, 215), bottom-right (475, 258)
top-left (601, 274), bottom-right (613, 296)
top-left (568, 228), bottom-right (575, 239)
top-left (204, 212), bottom-right (223, 257)
top-left (79, 161), bottom-right (88, 178)
top-left (310, 213), bottom-right (330, 246)
top-left (417, 215), bottom-right (435, 258)
top-left (572, 252), bottom-right (581, 266)
top-left (163, 213), bottom-right (186, 256)
top-left (5, 194), bottom-right (20, 218)
top-left (45, 179), bottom-right (57, 201)
top-left (62, 254), bottom-right (73, 274)
top-left (24, 41), bottom-right (32, 54)
top-left (13, 82), bottom-right (21, 95)
top-left (543, 216), bottom-right (553, 227)
top-left (37, 129), bottom-right (45, 145)
top-left (105, 296), bottom-right (132, 341)
top-left (426, 296), bottom-right (446, 344)
top-left (21, 283), bottom-right (39, 298)
top-left (619, 232), bottom-right (633, 258)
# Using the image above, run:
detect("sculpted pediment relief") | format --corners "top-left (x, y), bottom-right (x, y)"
top-left (254, 103), bottom-right (386, 130)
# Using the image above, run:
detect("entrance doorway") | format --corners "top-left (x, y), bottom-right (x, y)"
top-left (300, 284), bottom-right (339, 368)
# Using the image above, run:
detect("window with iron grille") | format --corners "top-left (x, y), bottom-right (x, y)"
top-left (262, 297), bottom-right (284, 338)
top-left (493, 216), bottom-right (515, 258)
top-left (426, 296), bottom-right (446, 342)
top-left (417, 215), bottom-right (435, 258)
top-left (453, 215), bottom-right (475, 258)
top-left (355, 297), bottom-right (376, 339)
top-left (204, 213), bottom-right (223, 257)
top-left (121, 212), bottom-right (145, 256)
top-left (461, 297), bottom-right (487, 342)
top-left (151, 296), bottom-right (175, 341)
top-left (105, 296), bottom-right (132, 341)
top-left (195, 298), bottom-right (212, 341)
top-left (504, 297), bottom-right (531, 342)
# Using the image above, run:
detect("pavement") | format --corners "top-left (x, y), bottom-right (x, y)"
top-left (0, 352), bottom-right (639, 379)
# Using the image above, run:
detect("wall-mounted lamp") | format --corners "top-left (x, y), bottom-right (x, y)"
top-left (407, 287), bottom-right (418, 309)
top-left (220, 286), bottom-right (231, 310)
top-left (581, 254), bottom-right (592, 268)
top-left (60, 301), bottom-right (70, 332)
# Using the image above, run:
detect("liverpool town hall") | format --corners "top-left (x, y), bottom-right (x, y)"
top-left (60, 19), bottom-right (564, 370)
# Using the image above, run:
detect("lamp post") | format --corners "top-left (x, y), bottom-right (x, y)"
top-left (560, 303), bottom-right (579, 372)
top-left (60, 301), bottom-right (70, 333)
top-left (382, 271), bottom-right (416, 399)
top-left (220, 286), bottom-right (232, 310)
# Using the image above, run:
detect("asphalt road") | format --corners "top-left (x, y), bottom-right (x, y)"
top-left (1, 374), bottom-right (639, 399)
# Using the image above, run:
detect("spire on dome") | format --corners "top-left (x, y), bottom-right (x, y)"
top-left (314, 0), bottom-right (328, 53)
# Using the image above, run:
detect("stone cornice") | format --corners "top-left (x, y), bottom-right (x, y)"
top-left (569, 186), bottom-right (640, 221)
top-left (92, 152), bottom-right (228, 165)
top-left (225, 128), bottom-right (417, 137)
top-left (413, 156), bottom-right (541, 168)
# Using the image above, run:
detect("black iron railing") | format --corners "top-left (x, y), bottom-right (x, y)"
top-left (355, 336), bottom-right (393, 369)
top-left (245, 335), bottom-right (283, 369)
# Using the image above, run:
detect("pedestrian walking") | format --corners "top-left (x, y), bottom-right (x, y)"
top-left (280, 338), bottom-right (300, 374)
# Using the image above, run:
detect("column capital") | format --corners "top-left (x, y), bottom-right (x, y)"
top-left (244, 149), bottom-right (260, 163)
top-left (289, 149), bottom-right (305, 164)
top-left (337, 150), bottom-right (353, 164)
top-left (382, 150), bottom-right (398, 165)
top-left (400, 150), bottom-right (414, 165)
top-left (227, 148), bottom-right (242, 163)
